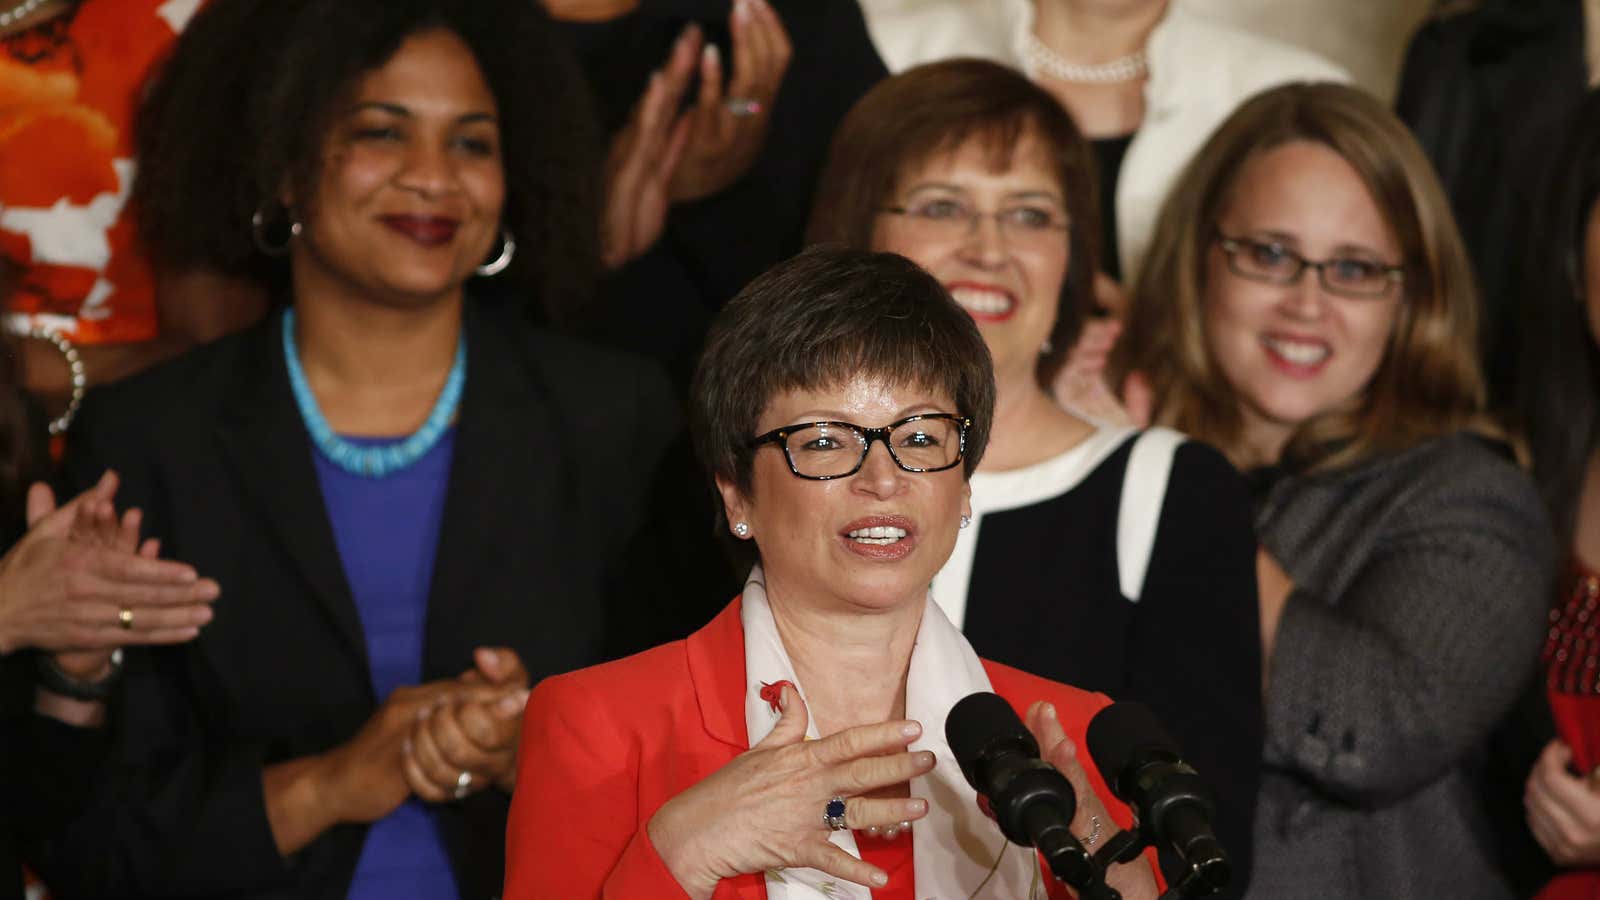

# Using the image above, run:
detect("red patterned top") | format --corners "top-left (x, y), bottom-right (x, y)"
top-left (1538, 562), bottom-right (1600, 900)
top-left (0, 0), bottom-right (201, 344)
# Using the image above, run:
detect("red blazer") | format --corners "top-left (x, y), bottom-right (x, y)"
top-left (505, 598), bottom-right (1149, 899)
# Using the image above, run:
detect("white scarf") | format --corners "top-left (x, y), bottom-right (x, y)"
top-left (741, 569), bottom-right (1048, 900)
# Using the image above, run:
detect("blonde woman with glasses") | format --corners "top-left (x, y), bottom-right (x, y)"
top-left (1113, 81), bottom-right (1556, 899)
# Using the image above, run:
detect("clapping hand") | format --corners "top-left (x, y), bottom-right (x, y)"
top-left (0, 472), bottom-right (219, 677)
top-left (600, 0), bottom-right (792, 268)
top-left (666, 0), bottom-right (791, 204)
top-left (646, 685), bottom-right (934, 900)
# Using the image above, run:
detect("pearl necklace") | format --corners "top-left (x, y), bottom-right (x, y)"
top-left (282, 309), bottom-right (466, 479)
top-left (1022, 31), bottom-right (1148, 84)
top-left (0, 0), bottom-right (58, 29)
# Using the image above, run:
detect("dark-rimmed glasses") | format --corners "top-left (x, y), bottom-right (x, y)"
top-left (1216, 233), bottom-right (1404, 299)
top-left (748, 413), bottom-right (972, 480)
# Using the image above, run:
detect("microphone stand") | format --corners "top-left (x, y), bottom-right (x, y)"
top-left (1090, 825), bottom-right (1229, 899)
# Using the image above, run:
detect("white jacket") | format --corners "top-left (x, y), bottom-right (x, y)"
top-left (859, 0), bottom-right (1350, 279)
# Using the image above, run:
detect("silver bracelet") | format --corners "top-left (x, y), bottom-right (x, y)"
top-left (1078, 814), bottom-right (1103, 849)
top-left (25, 327), bottom-right (86, 435)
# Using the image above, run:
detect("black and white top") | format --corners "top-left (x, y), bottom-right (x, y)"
top-left (933, 424), bottom-right (1263, 896)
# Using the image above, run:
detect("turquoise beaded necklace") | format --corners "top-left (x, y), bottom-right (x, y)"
top-left (282, 308), bottom-right (466, 478)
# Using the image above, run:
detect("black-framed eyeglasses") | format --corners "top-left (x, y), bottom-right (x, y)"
top-left (880, 199), bottom-right (1070, 249)
top-left (1216, 233), bottom-right (1404, 299)
top-left (748, 413), bottom-right (972, 480)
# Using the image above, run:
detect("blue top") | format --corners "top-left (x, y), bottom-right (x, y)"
top-left (313, 431), bottom-right (461, 900)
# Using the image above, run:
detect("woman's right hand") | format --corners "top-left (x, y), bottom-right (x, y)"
top-left (1525, 739), bottom-right (1600, 866)
top-left (646, 685), bottom-right (935, 900)
top-left (315, 681), bottom-right (467, 825)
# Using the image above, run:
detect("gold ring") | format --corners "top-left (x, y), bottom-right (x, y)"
top-left (118, 608), bottom-right (134, 630)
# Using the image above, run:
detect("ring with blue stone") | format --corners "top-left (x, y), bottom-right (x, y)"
top-left (824, 796), bottom-right (849, 831)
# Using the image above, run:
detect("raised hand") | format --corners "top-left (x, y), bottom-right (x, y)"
top-left (665, 0), bottom-right (792, 204)
top-left (1026, 700), bottom-right (1159, 900)
top-left (600, 25), bottom-right (698, 268)
top-left (0, 473), bottom-right (219, 673)
top-left (646, 685), bottom-right (934, 900)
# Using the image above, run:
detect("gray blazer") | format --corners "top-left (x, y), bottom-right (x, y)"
top-left (1244, 433), bottom-right (1556, 900)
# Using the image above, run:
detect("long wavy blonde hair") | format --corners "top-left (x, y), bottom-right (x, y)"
top-left (1110, 82), bottom-right (1489, 471)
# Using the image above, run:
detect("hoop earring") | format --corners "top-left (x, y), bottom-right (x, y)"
top-left (251, 207), bottom-right (301, 257)
top-left (477, 229), bottom-right (516, 277)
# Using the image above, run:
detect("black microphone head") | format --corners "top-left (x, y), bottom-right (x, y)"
top-left (945, 691), bottom-right (1038, 791)
top-left (1085, 701), bottom-right (1180, 792)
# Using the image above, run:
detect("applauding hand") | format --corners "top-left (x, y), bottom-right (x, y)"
top-left (0, 472), bottom-right (219, 673)
top-left (647, 685), bottom-right (933, 900)
top-left (666, 0), bottom-right (791, 204)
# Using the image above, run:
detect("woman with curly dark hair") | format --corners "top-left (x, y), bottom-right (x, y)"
top-left (29, 1), bottom-right (677, 898)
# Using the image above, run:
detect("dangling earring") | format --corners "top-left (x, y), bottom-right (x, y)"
top-left (477, 229), bottom-right (516, 277)
top-left (733, 522), bottom-right (751, 538)
top-left (251, 207), bottom-right (302, 257)
top-left (959, 514), bottom-right (972, 529)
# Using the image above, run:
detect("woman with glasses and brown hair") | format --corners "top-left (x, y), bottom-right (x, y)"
top-left (805, 59), bottom-right (1261, 896)
top-left (506, 246), bottom-right (1161, 900)
top-left (1112, 81), bottom-right (1556, 899)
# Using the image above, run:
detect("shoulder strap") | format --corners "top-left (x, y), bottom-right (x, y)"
top-left (1116, 427), bottom-right (1186, 602)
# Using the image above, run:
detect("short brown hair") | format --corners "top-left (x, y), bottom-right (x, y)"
top-left (806, 59), bottom-right (1098, 387)
top-left (690, 245), bottom-right (995, 502)
top-left (1111, 82), bottom-right (1489, 471)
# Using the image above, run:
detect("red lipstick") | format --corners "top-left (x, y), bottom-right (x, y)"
top-left (379, 215), bottom-right (459, 247)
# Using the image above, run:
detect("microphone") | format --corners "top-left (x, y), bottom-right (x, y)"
top-left (1085, 701), bottom-right (1230, 894)
top-left (946, 692), bottom-right (1113, 897)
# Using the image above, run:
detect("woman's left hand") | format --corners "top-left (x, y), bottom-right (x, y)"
top-left (1526, 739), bottom-right (1600, 866)
top-left (401, 647), bottom-right (531, 800)
top-left (1026, 701), bottom-right (1159, 900)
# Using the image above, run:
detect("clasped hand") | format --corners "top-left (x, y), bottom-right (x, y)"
top-left (315, 647), bottom-right (530, 828)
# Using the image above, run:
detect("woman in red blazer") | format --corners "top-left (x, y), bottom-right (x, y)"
top-left (506, 247), bottom-right (1161, 899)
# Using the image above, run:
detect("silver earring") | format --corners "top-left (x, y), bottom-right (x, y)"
top-left (251, 207), bottom-right (301, 257)
top-left (733, 522), bottom-right (751, 537)
top-left (1040, 338), bottom-right (1054, 355)
top-left (959, 514), bottom-right (972, 529)
top-left (476, 229), bottom-right (516, 277)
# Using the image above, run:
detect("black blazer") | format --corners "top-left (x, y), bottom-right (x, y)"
top-left (32, 298), bottom-right (678, 899)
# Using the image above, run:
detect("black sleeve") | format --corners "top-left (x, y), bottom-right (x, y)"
top-left (0, 654), bottom-right (108, 841)
top-left (1122, 441), bottom-right (1262, 898)
top-left (602, 356), bottom-right (736, 658)
top-left (32, 391), bottom-right (294, 899)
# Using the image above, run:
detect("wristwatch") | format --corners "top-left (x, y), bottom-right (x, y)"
top-left (34, 648), bottom-right (123, 701)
